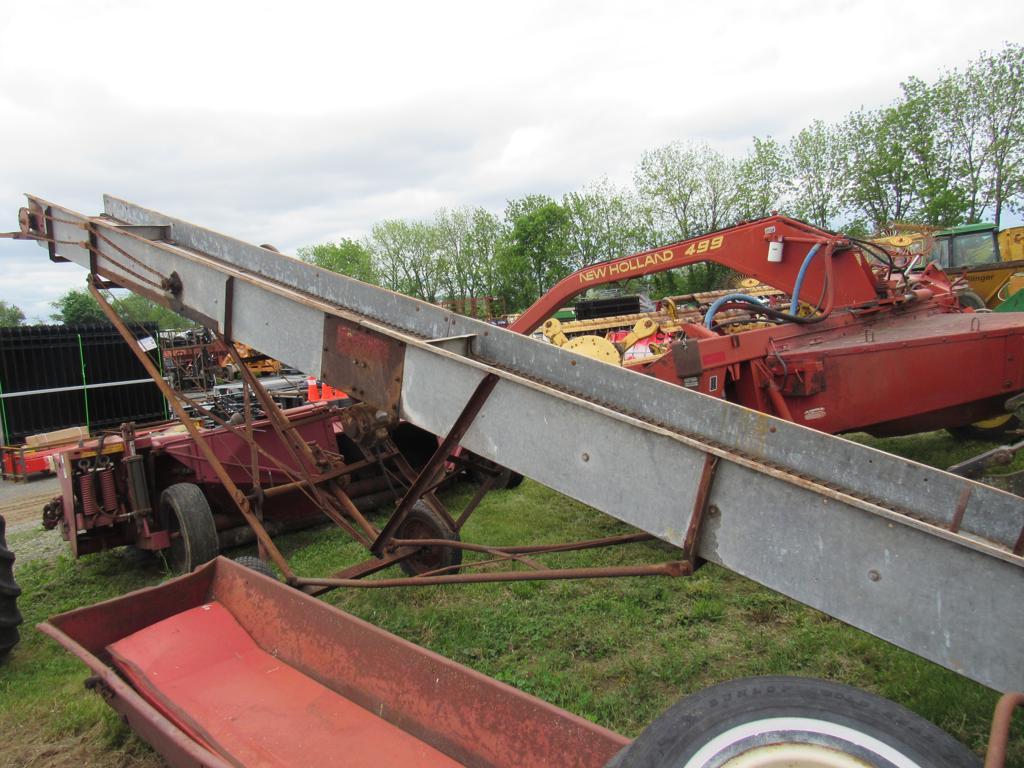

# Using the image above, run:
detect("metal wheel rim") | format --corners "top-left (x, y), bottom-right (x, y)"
top-left (684, 717), bottom-right (922, 768)
top-left (398, 518), bottom-right (447, 572)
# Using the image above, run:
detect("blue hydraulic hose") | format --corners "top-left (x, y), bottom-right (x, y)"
top-left (789, 243), bottom-right (823, 315)
top-left (704, 293), bottom-right (768, 329)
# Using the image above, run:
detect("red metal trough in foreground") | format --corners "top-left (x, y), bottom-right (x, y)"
top-left (38, 557), bottom-right (629, 768)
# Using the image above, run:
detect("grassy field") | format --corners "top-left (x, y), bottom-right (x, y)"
top-left (1, 429), bottom-right (1021, 766)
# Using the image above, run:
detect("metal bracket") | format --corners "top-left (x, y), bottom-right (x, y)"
top-left (681, 453), bottom-right (720, 565)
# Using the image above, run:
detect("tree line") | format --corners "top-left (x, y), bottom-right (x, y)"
top-left (300, 43), bottom-right (1024, 313)
top-left (4, 44), bottom-right (1021, 328)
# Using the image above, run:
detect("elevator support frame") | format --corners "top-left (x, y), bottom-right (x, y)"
top-left (7, 195), bottom-right (1024, 695)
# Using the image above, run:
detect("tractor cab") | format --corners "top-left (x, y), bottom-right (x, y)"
top-left (931, 222), bottom-right (1000, 270)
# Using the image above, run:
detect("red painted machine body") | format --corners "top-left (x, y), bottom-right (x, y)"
top-left (512, 216), bottom-right (1021, 437)
top-left (47, 404), bottom-right (348, 557)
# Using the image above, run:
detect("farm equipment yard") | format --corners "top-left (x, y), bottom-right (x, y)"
top-left (1, 431), bottom-right (1022, 767)
top-left (0, 193), bottom-right (1022, 768)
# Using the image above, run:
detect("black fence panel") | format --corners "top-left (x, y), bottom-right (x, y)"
top-left (0, 324), bottom-right (166, 445)
top-left (574, 295), bottom-right (643, 321)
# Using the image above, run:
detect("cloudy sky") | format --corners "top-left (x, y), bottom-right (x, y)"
top-left (1, 0), bottom-right (1022, 322)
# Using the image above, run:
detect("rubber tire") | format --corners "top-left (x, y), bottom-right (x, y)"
top-left (957, 290), bottom-right (986, 310)
top-left (0, 514), bottom-right (22, 662)
top-left (396, 502), bottom-right (462, 577)
top-left (470, 458), bottom-right (525, 490)
top-left (234, 555), bottom-right (277, 580)
top-left (612, 676), bottom-right (979, 768)
top-left (159, 483), bottom-right (219, 573)
top-left (121, 545), bottom-right (156, 566)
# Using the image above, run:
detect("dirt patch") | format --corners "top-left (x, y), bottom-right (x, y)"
top-left (0, 476), bottom-right (60, 531)
top-left (0, 721), bottom-right (163, 768)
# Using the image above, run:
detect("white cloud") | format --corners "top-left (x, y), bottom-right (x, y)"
top-left (1, 0), bottom-right (1022, 315)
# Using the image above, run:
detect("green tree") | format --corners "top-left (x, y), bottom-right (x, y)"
top-left (971, 43), bottom-right (1024, 228)
top-left (498, 195), bottom-right (571, 309)
top-left (115, 294), bottom-right (189, 330)
top-left (467, 208), bottom-right (504, 301)
top-left (50, 288), bottom-right (107, 325)
top-left (561, 178), bottom-right (645, 271)
top-left (930, 70), bottom-right (986, 224)
top-left (635, 142), bottom-right (739, 293)
top-left (0, 301), bottom-right (25, 327)
top-left (735, 136), bottom-right (791, 220)
top-left (845, 77), bottom-right (969, 230)
top-left (49, 288), bottom-right (187, 328)
top-left (634, 142), bottom-right (703, 242)
top-left (368, 219), bottom-right (442, 302)
top-left (789, 120), bottom-right (849, 228)
top-left (433, 207), bottom-right (503, 309)
top-left (845, 103), bottom-right (923, 229)
top-left (297, 238), bottom-right (377, 284)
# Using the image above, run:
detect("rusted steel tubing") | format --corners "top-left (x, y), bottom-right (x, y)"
top-left (223, 339), bottom-right (355, 518)
top-left (420, 554), bottom-right (527, 577)
top-left (389, 538), bottom-right (550, 567)
top-left (454, 472), bottom-right (495, 530)
top-left (260, 461), bottom-right (396, 500)
top-left (483, 531), bottom-right (654, 555)
top-left (766, 381), bottom-right (793, 421)
top-left (295, 560), bottom-right (691, 588)
top-left (390, 540), bottom-right (547, 572)
top-left (222, 349), bottom-right (375, 551)
top-left (217, 491), bottom-right (396, 550)
top-left (259, 458), bottom-right (384, 499)
top-left (683, 454), bottom-right (719, 560)
top-left (388, 533), bottom-right (656, 557)
top-left (984, 691), bottom-right (1024, 768)
top-left (88, 278), bottom-right (296, 580)
top-left (372, 373), bottom-right (499, 554)
top-left (261, 454), bottom-right (393, 497)
top-left (327, 481), bottom-right (381, 539)
top-left (389, 451), bottom-right (459, 531)
top-left (299, 548), bottom-right (418, 596)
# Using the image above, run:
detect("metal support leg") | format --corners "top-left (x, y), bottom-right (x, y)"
top-left (88, 278), bottom-right (296, 580)
top-left (371, 373), bottom-right (499, 555)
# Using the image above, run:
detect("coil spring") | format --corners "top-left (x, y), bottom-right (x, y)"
top-left (78, 471), bottom-right (98, 517)
top-left (98, 467), bottom-right (117, 513)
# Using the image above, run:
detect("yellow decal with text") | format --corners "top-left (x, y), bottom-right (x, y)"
top-left (578, 249), bottom-right (675, 284)
top-left (577, 235), bottom-right (726, 285)
top-left (683, 235), bottom-right (724, 256)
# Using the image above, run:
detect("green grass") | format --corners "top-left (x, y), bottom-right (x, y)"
top-left (1, 430), bottom-right (1021, 765)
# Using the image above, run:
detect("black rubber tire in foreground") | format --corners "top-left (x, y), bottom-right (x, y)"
top-left (159, 483), bottom-right (219, 573)
top-left (396, 502), bottom-right (462, 577)
top-left (0, 514), bottom-right (23, 662)
top-left (611, 676), bottom-right (980, 768)
top-left (234, 555), bottom-right (277, 580)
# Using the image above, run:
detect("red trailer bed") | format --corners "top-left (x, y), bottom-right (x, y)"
top-left (39, 557), bottom-right (629, 768)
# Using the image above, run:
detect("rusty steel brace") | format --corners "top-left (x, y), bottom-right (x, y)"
top-left (218, 336), bottom-right (378, 548)
top-left (370, 373), bottom-right (500, 556)
top-left (88, 277), bottom-right (296, 581)
top-left (985, 691), bottom-right (1024, 768)
top-left (682, 453), bottom-right (720, 566)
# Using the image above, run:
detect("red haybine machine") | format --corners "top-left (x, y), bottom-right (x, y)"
top-left (5, 196), bottom-right (1023, 766)
top-left (512, 216), bottom-right (1022, 436)
top-left (40, 403), bottom-right (437, 571)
